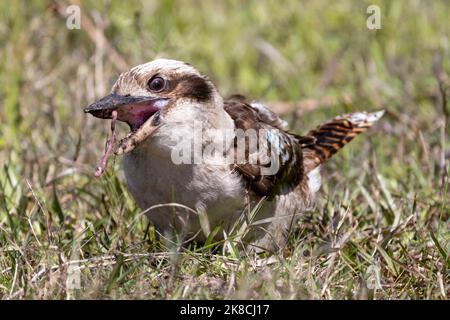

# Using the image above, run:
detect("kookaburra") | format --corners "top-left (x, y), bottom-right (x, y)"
top-left (85, 59), bottom-right (383, 252)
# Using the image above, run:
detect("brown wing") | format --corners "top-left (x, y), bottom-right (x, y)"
top-left (224, 96), bottom-right (304, 198)
top-left (302, 111), bottom-right (385, 172)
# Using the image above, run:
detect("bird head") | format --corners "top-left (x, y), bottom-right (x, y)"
top-left (84, 59), bottom-right (224, 155)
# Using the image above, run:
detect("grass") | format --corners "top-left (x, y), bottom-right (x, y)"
top-left (0, 0), bottom-right (448, 299)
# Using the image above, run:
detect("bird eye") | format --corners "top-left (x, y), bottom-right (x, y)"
top-left (148, 77), bottom-right (165, 92)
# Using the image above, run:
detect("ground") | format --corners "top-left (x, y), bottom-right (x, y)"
top-left (0, 0), bottom-right (448, 299)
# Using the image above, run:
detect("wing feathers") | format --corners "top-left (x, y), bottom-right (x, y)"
top-left (224, 94), bottom-right (383, 195)
top-left (224, 97), bottom-right (302, 197)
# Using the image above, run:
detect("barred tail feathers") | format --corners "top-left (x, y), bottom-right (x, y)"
top-left (302, 110), bottom-right (384, 172)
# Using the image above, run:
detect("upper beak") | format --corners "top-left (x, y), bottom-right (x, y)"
top-left (84, 93), bottom-right (157, 119)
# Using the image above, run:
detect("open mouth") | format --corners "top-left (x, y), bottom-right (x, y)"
top-left (84, 93), bottom-right (168, 176)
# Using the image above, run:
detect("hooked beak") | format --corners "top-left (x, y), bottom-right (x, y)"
top-left (84, 93), bottom-right (168, 155)
top-left (84, 93), bottom-right (160, 119)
